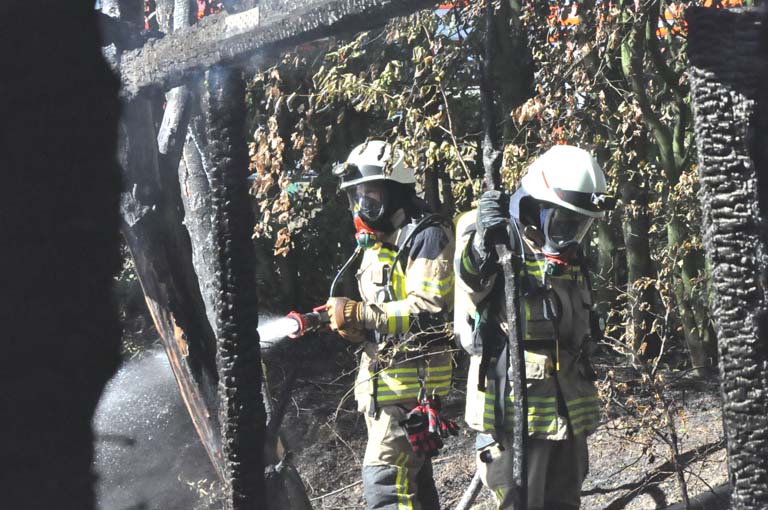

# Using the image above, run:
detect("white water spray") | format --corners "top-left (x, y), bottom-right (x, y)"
top-left (94, 348), bottom-right (217, 510)
top-left (258, 316), bottom-right (301, 348)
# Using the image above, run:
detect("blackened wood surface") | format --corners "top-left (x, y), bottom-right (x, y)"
top-left (110, 0), bottom-right (228, 486)
top-left (119, 96), bottom-right (226, 481)
top-left (0, 2), bottom-right (122, 508)
top-left (203, 65), bottom-right (266, 510)
top-left (688, 7), bottom-right (768, 510)
top-left (119, 0), bottom-right (435, 98)
top-left (179, 114), bottom-right (221, 328)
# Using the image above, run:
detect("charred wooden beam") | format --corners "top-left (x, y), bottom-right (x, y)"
top-left (109, 0), bottom-right (228, 483)
top-left (119, 0), bottom-right (435, 98)
top-left (119, 96), bottom-right (227, 482)
top-left (203, 64), bottom-right (266, 509)
top-left (687, 7), bottom-right (768, 510)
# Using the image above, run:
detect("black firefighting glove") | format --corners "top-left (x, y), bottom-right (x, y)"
top-left (468, 190), bottom-right (510, 276)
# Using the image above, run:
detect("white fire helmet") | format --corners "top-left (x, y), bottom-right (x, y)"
top-left (513, 145), bottom-right (614, 255)
top-left (333, 140), bottom-right (417, 232)
top-left (521, 145), bottom-right (609, 218)
top-left (333, 140), bottom-right (416, 190)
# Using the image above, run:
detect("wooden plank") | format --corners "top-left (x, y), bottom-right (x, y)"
top-left (119, 0), bottom-right (435, 98)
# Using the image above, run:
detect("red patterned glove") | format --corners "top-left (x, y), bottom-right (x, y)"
top-left (400, 396), bottom-right (460, 456)
top-left (399, 404), bottom-right (442, 457)
top-left (423, 395), bottom-right (460, 439)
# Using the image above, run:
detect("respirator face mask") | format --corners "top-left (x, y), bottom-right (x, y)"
top-left (540, 206), bottom-right (593, 255)
top-left (346, 182), bottom-right (387, 226)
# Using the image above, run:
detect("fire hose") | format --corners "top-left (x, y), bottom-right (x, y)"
top-left (284, 306), bottom-right (331, 339)
top-left (284, 244), bottom-right (364, 339)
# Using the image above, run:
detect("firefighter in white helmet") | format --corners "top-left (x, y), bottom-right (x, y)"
top-left (326, 140), bottom-right (457, 510)
top-left (454, 145), bottom-right (615, 510)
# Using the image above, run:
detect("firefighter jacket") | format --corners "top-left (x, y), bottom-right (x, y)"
top-left (454, 210), bottom-right (600, 440)
top-left (353, 214), bottom-right (456, 413)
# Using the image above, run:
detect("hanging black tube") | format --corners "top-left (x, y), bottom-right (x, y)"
top-left (329, 245), bottom-right (363, 298)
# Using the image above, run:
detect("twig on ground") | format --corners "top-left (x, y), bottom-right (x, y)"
top-left (309, 480), bottom-right (363, 501)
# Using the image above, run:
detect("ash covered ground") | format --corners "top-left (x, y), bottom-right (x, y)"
top-left (273, 335), bottom-right (728, 510)
top-left (93, 331), bottom-right (728, 510)
top-left (93, 347), bottom-right (219, 510)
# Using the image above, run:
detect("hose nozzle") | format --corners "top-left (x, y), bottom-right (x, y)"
top-left (286, 306), bottom-right (331, 339)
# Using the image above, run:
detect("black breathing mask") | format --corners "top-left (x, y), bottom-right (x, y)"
top-left (540, 206), bottom-right (593, 257)
top-left (345, 180), bottom-right (410, 233)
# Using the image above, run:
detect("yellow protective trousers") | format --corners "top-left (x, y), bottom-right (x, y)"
top-left (476, 432), bottom-right (588, 510)
top-left (361, 405), bottom-right (439, 510)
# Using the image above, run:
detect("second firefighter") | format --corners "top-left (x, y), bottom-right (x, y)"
top-left (326, 140), bottom-right (457, 510)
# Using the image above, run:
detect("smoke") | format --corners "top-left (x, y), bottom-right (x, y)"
top-left (94, 348), bottom-right (220, 510)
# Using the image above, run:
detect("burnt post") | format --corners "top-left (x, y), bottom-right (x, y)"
top-left (106, 0), bottom-right (227, 482)
top-left (688, 7), bottom-right (768, 510)
top-left (480, 0), bottom-right (527, 508)
top-left (204, 65), bottom-right (266, 510)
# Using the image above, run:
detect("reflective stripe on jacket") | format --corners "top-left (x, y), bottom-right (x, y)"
top-left (354, 219), bottom-right (456, 410)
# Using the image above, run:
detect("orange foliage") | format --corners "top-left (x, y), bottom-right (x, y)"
top-left (702, 0), bottom-right (744, 6)
top-left (656, 3), bottom-right (686, 38)
top-left (656, 1), bottom-right (744, 38)
top-left (197, 0), bottom-right (222, 20)
top-left (546, 1), bottom-right (745, 43)
top-left (438, 0), bottom-right (468, 8)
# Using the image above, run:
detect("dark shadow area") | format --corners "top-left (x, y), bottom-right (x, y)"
top-left (687, 7), bottom-right (762, 100)
top-left (0, 2), bottom-right (122, 508)
top-left (664, 484), bottom-right (731, 510)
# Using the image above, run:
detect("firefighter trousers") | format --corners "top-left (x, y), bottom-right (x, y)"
top-left (475, 432), bottom-right (588, 510)
top-left (362, 404), bottom-right (440, 510)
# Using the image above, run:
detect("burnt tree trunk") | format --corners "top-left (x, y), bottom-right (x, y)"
top-left (0, 2), bottom-right (122, 508)
top-left (119, 92), bottom-right (226, 479)
top-left (203, 65), bottom-right (266, 510)
top-left (688, 7), bottom-right (768, 510)
top-left (108, 0), bottom-right (227, 481)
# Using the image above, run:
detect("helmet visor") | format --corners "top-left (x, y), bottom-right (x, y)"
top-left (346, 182), bottom-right (386, 224)
top-left (541, 207), bottom-right (593, 249)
